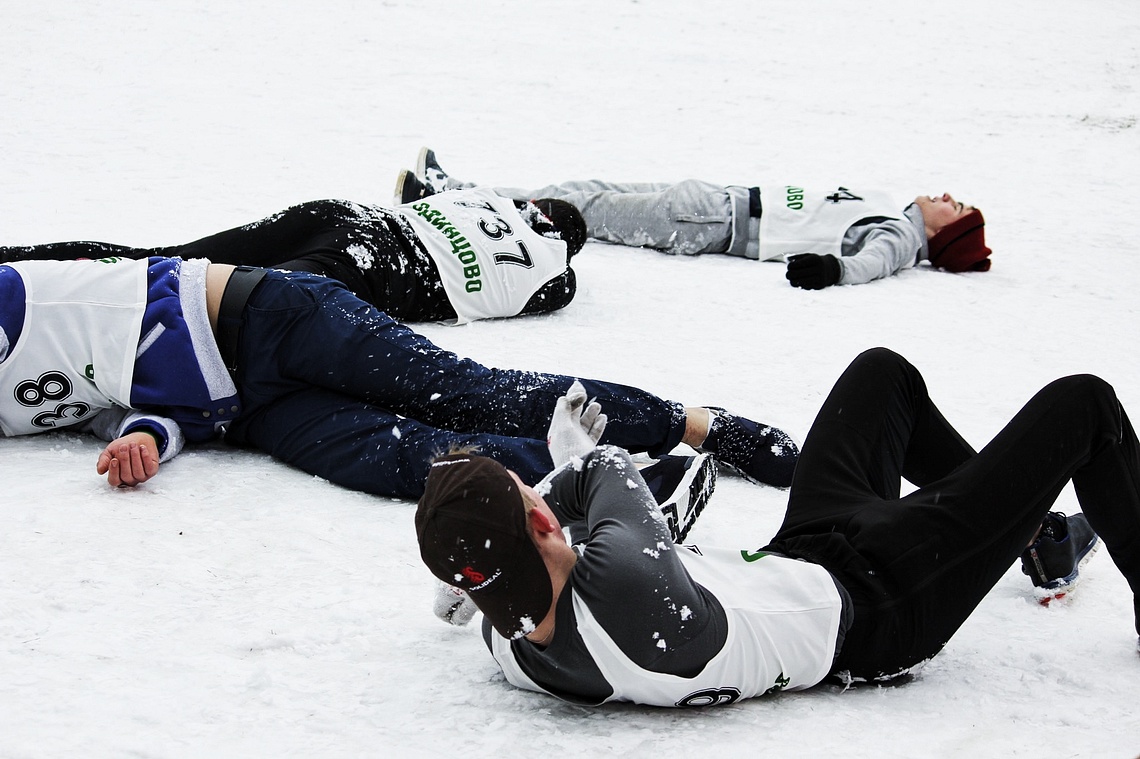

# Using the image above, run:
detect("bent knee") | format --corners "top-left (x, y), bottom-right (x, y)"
top-left (851, 347), bottom-right (909, 371)
top-left (1046, 373), bottom-right (1116, 401)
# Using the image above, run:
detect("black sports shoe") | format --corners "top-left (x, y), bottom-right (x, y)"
top-left (393, 169), bottom-right (428, 205)
top-left (1020, 511), bottom-right (1099, 604)
top-left (640, 454), bottom-right (717, 543)
top-left (415, 146), bottom-right (452, 195)
top-left (697, 407), bottom-right (798, 488)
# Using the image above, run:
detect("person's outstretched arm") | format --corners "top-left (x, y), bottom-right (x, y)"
top-left (86, 407), bottom-right (185, 487)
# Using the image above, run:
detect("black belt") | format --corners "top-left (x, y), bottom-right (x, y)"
top-left (748, 186), bottom-right (762, 218)
top-left (216, 265), bottom-right (268, 374)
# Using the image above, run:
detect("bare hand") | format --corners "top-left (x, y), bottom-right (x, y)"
top-left (96, 432), bottom-right (161, 487)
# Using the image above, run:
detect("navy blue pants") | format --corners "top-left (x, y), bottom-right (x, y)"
top-left (224, 271), bottom-right (687, 498)
top-left (765, 348), bottom-right (1140, 680)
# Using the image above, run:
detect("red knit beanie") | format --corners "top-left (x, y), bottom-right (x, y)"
top-left (928, 209), bottom-right (992, 273)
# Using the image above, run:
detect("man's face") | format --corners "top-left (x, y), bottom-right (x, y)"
top-left (914, 193), bottom-right (974, 234)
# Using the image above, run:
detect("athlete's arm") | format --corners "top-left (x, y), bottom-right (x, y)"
top-left (544, 447), bottom-right (728, 675)
top-left (517, 268), bottom-right (576, 316)
top-left (85, 407), bottom-right (185, 460)
top-left (837, 217), bottom-right (923, 285)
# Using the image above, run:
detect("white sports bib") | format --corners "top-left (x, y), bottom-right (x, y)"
top-left (0, 259), bottom-right (146, 437)
top-left (397, 188), bottom-right (569, 323)
top-left (758, 185), bottom-right (902, 261)
top-left (492, 546), bottom-right (842, 707)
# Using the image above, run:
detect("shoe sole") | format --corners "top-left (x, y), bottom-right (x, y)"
top-left (415, 146), bottom-right (434, 179)
top-left (393, 168), bottom-right (414, 206)
top-left (658, 453), bottom-right (717, 544)
top-left (1033, 535), bottom-right (1100, 606)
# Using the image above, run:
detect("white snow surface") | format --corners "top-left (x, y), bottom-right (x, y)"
top-left (3, 1), bottom-right (1140, 756)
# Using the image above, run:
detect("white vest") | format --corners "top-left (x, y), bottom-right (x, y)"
top-left (758, 185), bottom-right (902, 261)
top-left (397, 188), bottom-right (569, 323)
top-left (491, 546), bottom-right (842, 707)
top-left (0, 259), bottom-right (146, 437)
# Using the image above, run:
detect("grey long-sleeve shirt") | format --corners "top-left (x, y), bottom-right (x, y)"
top-left (836, 203), bottom-right (929, 285)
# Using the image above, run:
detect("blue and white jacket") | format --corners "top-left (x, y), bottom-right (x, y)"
top-left (0, 257), bottom-right (238, 461)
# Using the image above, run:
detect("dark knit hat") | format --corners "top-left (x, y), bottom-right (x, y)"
top-left (415, 454), bottom-right (552, 639)
top-left (927, 209), bottom-right (992, 273)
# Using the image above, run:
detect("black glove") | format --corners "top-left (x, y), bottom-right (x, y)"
top-left (786, 253), bottom-right (841, 290)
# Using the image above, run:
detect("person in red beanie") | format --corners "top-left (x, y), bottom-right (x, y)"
top-left (396, 147), bottom-right (993, 290)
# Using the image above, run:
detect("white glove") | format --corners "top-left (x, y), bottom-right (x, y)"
top-left (433, 582), bottom-right (478, 626)
top-left (547, 380), bottom-right (607, 468)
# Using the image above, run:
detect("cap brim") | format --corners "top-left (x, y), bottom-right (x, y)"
top-left (468, 538), bottom-right (553, 639)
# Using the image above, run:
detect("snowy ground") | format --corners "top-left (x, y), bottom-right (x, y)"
top-left (2, 1), bottom-right (1139, 756)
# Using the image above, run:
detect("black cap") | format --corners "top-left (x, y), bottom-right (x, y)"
top-left (415, 454), bottom-right (552, 639)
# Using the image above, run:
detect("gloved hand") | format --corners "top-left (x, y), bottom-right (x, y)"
top-left (432, 582), bottom-right (479, 626)
top-left (786, 253), bottom-right (841, 290)
top-left (547, 380), bottom-right (607, 467)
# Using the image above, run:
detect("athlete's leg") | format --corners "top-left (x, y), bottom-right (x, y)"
top-left (1, 199), bottom-right (379, 266)
top-left (227, 387), bottom-right (553, 499)
top-left (833, 373), bottom-right (1140, 678)
top-left (161, 199), bottom-right (381, 265)
top-left (229, 272), bottom-right (688, 481)
top-left (485, 180), bottom-right (744, 256)
top-left (776, 347), bottom-right (975, 536)
top-left (185, 200), bottom-right (440, 317)
top-left (487, 180), bottom-right (676, 202)
top-left (0, 240), bottom-right (148, 262)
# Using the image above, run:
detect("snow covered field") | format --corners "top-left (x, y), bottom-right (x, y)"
top-left (2, 1), bottom-right (1139, 756)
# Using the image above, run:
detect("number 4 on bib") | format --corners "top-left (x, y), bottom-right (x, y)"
top-left (825, 187), bottom-right (864, 204)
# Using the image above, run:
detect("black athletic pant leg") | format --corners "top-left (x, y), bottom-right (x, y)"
top-left (771, 348), bottom-right (1140, 679)
top-left (0, 202), bottom-right (346, 264)
top-left (777, 346), bottom-right (975, 534)
top-left (0, 200), bottom-right (449, 320)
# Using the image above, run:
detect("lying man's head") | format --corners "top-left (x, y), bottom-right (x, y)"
top-left (914, 193), bottom-right (992, 273)
top-left (415, 453), bottom-right (554, 639)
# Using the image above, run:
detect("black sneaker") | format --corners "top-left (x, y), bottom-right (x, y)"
top-left (697, 407), bottom-right (799, 488)
top-left (415, 146), bottom-right (452, 195)
top-left (393, 169), bottom-right (428, 205)
top-left (1020, 511), bottom-right (1100, 604)
top-left (640, 453), bottom-right (717, 543)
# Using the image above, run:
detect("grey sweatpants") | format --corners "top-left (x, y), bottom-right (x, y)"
top-left (468, 179), bottom-right (760, 259)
